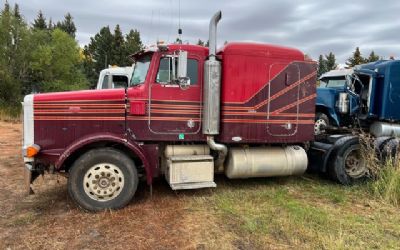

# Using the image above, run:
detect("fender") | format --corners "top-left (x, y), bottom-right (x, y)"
top-left (316, 104), bottom-right (340, 126)
top-left (55, 133), bottom-right (155, 185)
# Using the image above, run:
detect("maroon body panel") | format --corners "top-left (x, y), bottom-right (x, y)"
top-left (31, 42), bottom-right (317, 185)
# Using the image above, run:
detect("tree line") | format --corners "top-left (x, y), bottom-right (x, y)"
top-left (318, 47), bottom-right (382, 77)
top-left (0, 2), bottom-right (143, 116)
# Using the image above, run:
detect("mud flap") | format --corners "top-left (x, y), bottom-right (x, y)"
top-left (308, 134), bottom-right (357, 173)
top-left (24, 164), bottom-right (34, 195)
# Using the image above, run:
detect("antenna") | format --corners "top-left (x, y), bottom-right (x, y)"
top-left (149, 10), bottom-right (154, 45)
top-left (178, 0), bottom-right (182, 44)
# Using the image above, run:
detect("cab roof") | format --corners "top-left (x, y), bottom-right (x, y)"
top-left (218, 42), bottom-right (305, 60)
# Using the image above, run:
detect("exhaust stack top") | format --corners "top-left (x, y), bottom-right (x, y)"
top-left (208, 11), bottom-right (222, 58)
top-left (203, 11), bottom-right (223, 135)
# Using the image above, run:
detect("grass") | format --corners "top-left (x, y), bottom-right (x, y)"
top-left (360, 134), bottom-right (400, 207)
top-left (369, 159), bottom-right (400, 206)
top-left (0, 106), bottom-right (21, 122)
top-left (188, 176), bottom-right (400, 249)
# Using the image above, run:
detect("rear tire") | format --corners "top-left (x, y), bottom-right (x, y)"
top-left (328, 137), bottom-right (368, 185)
top-left (68, 148), bottom-right (138, 212)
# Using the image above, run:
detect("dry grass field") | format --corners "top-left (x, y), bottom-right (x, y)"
top-left (0, 121), bottom-right (399, 249)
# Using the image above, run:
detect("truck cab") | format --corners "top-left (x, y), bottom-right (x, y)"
top-left (315, 60), bottom-right (400, 135)
top-left (96, 66), bottom-right (134, 90)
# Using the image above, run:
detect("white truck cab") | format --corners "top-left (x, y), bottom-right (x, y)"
top-left (96, 66), bottom-right (134, 90)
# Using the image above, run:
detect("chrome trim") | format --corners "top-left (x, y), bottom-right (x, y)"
top-left (23, 94), bottom-right (34, 162)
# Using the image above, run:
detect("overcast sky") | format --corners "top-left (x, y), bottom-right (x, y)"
top-left (4, 0), bottom-right (400, 63)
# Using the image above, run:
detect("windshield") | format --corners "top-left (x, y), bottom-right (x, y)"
top-left (130, 54), bottom-right (152, 86)
top-left (319, 76), bottom-right (347, 88)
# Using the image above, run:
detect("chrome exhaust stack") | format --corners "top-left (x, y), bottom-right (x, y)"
top-left (203, 11), bottom-right (227, 168)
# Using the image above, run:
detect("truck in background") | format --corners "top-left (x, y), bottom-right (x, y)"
top-left (310, 60), bottom-right (400, 184)
top-left (96, 66), bottom-right (134, 90)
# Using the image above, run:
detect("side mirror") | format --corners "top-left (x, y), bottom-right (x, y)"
top-left (177, 51), bottom-right (189, 89)
top-left (177, 51), bottom-right (188, 79)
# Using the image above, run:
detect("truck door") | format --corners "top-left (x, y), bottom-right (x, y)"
top-left (267, 63), bottom-right (300, 136)
top-left (148, 52), bottom-right (203, 135)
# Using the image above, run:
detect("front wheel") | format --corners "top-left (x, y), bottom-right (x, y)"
top-left (68, 148), bottom-right (138, 211)
top-left (314, 112), bottom-right (329, 135)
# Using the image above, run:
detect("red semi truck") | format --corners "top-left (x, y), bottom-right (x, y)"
top-left (23, 11), bottom-right (318, 211)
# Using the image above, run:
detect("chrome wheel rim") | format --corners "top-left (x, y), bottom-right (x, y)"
top-left (314, 119), bottom-right (327, 135)
top-left (83, 163), bottom-right (125, 202)
top-left (344, 149), bottom-right (367, 178)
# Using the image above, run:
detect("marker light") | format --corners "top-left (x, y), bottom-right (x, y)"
top-left (25, 144), bottom-right (40, 157)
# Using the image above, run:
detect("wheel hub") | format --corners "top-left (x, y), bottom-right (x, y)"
top-left (83, 163), bottom-right (124, 202)
top-left (314, 119), bottom-right (327, 135)
top-left (344, 149), bottom-right (367, 178)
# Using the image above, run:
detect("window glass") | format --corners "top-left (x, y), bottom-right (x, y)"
top-left (156, 57), bottom-right (173, 83)
top-left (102, 74), bottom-right (110, 89)
top-left (187, 59), bottom-right (198, 84)
top-left (319, 77), bottom-right (346, 88)
top-left (112, 75), bottom-right (128, 88)
top-left (131, 54), bottom-right (152, 86)
top-left (156, 57), bottom-right (198, 85)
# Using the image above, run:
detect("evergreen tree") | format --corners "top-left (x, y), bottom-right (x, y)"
top-left (82, 26), bottom-right (114, 87)
top-left (325, 52), bottom-right (337, 71)
top-left (318, 55), bottom-right (328, 77)
top-left (197, 39), bottom-right (205, 46)
top-left (48, 18), bottom-right (54, 30)
top-left (13, 3), bottom-right (21, 19)
top-left (32, 10), bottom-right (47, 30)
top-left (367, 51), bottom-right (380, 63)
top-left (124, 29), bottom-right (142, 64)
top-left (56, 13), bottom-right (76, 38)
top-left (111, 24), bottom-right (125, 65)
top-left (346, 47), bottom-right (365, 67)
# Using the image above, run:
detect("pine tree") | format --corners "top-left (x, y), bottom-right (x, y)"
top-left (82, 26), bottom-right (114, 87)
top-left (3, 1), bottom-right (10, 13)
top-left (111, 24), bottom-right (125, 65)
top-left (325, 52), bottom-right (337, 71)
top-left (13, 3), bottom-right (20, 19)
top-left (367, 51), bottom-right (380, 63)
top-left (124, 29), bottom-right (142, 64)
top-left (197, 39), bottom-right (204, 46)
top-left (346, 47), bottom-right (365, 67)
top-left (32, 10), bottom-right (47, 30)
top-left (56, 13), bottom-right (76, 38)
top-left (318, 55), bottom-right (328, 77)
top-left (48, 18), bottom-right (53, 30)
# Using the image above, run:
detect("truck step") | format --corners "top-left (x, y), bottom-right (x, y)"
top-left (165, 154), bottom-right (216, 190)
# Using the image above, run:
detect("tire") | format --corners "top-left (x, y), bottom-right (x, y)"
top-left (381, 138), bottom-right (399, 162)
top-left (328, 137), bottom-right (368, 185)
top-left (374, 136), bottom-right (391, 160)
top-left (68, 148), bottom-right (138, 212)
top-left (314, 112), bottom-right (329, 135)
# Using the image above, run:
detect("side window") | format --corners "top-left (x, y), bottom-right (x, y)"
top-left (102, 74), bottom-right (110, 89)
top-left (156, 57), bottom-right (199, 85)
top-left (156, 57), bottom-right (173, 83)
top-left (112, 75), bottom-right (128, 89)
top-left (187, 59), bottom-right (198, 84)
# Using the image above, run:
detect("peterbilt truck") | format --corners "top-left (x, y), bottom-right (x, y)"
top-left (23, 11), bottom-right (325, 211)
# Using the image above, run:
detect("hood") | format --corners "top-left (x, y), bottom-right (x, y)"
top-left (33, 88), bottom-right (126, 103)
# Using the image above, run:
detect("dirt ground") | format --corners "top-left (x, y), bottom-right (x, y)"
top-left (1, 121), bottom-right (400, 249)
top-left (0, 121), bottom-right (218, 250)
